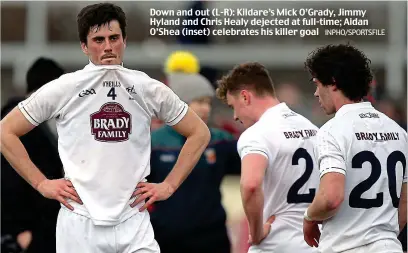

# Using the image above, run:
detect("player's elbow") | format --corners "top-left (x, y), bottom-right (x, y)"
top-left (187, 120), bottom-right (211, 147)
top-left (241, 179), bottom-right (262, 196)
top-left (325, 190), bottom-right (344, 211)
top-left (196, 123), bottom-right (211, 146)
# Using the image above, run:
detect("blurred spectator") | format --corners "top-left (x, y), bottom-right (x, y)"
top-left (213, 113), bottom-right (244, 139)
top-left (276, 82), bottom-right (313, 119)
top-left (376, 99), bottom-right (407, 130)
top-left (1, 57), bottom-right (65, 253)
top-left (148, 52), bottom-right (240, 253)
top-left (151, 117), bottom-right (165, 131)
top-left (276, 83), bottom-right (302, 107)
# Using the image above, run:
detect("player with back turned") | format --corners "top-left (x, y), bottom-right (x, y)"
top-left (303, 43), bottom-right (407, 253)
top-left (216, 62), bottom-right (319, 253)
top-left (0, 3), bottom-right (210, 253)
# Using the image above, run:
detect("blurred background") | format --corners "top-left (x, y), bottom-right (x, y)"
top-left (1, 1), bottom-right (407, 253)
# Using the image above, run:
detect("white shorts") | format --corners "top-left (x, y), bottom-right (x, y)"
top-left (330, 239), bottom-right (403, 253)
top-left (56, 207), bottom-right (160, 253)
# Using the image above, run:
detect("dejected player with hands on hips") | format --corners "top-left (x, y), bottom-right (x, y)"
top-left (216, 62), bottom-right (319, 253)
top-left (0, 3), bottom-right (210, 253)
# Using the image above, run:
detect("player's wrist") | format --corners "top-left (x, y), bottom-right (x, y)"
top-left (35, 178), bottom-right (48, 192)
top-left (304, 208), bottom-right (314, 222)
top-left (162, 180), bottom-right (176, 195)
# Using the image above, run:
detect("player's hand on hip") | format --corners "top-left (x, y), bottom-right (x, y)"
top-left (130, 181), bottom-right (175, 211)
top-left (249, 215), bottom-right (276, 245)
top-left (37, 179), bottom-right (83, 211)
top-left (303, 219), bottom-right (320, 248)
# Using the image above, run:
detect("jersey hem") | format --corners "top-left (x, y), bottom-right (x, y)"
top-left (18, 104), bottom-right (39, 126)
top-left (166, 103), bottom-right (188, 126)
top-left (62, 201), bottom-right (142, 226)
top-left (240, 150), bottom-right (269, 160)
top-left (320, 167), bottom-right (346, 178)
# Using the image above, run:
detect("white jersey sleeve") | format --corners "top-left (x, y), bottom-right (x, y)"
top-left (315, 129), bottom-right (346, 178)
top-left (143, 79), bottom-right (187, 126)
top-left (237, 129), bottom-right (269, 160)
top-left (18, 75), bottom-right (74, 126)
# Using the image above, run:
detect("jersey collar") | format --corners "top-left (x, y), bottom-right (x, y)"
top-left (335, 102), bottom-right (374, 118)
top-left (84, 60), bottom-right (124, 70)
top-left (260, 102), bottom-right (289, 120)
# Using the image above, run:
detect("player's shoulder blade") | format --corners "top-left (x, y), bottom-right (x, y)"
top-left (238, 124), bottom-right (258, 143)
top-left (319, 117), bottom-right (337, 133)
top-left (276, 103), bottom-right (318, 128)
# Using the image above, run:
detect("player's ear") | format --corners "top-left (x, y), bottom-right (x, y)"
top-left (240, 90), bottom-right (250, 105)
top-left (123, 36), bottom-right (127, 48)
top-left (81, 42), bottom-right (89, 55)
top-left (331, 77), bottom-right (338, 91)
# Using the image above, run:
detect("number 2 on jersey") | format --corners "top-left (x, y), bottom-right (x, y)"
top-left (107, 87), bottom-right (117, 100)
top-left (287, 148), bottom-right (316, 204)
top-left (349, 151), bottom-right (406, 209)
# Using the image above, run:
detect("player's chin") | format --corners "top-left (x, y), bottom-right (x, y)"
top-left (101, 58), bottom-right (119, 65)
top-left (242, 121), bottom-right (252, 129)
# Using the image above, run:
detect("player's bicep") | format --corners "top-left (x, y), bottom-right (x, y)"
top-left (315, 130), bottom-right (346, 178)
top-left (238, 131), bottom-right (269, 188)
top-left (1, 107), bottom-right (36, 137)
top-left (319, 171), bottom-right (346, 207)
top-left (171, 107), bottom-right (207, 138)
top-left (241, 153), bottom-right (268, 189)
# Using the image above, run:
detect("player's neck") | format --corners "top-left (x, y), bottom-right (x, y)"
top-left (253, 97), bottom-right (281, 121)
top-left (334, 95), bottom-right (363, 112)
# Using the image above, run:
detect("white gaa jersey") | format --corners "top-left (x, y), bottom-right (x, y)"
top-left (316, 102), bottom-right (407, 253)
top-left (18, 62), bottom-right (188, 226)
top-left (237, 103), bottom-right (319, 252)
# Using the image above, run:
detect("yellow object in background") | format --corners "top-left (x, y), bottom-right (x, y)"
top-left (164, 51), bottom-right (200, 74)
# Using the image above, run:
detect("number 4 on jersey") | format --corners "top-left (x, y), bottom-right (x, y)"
top-left (107, 87), bottom-right (117, 100)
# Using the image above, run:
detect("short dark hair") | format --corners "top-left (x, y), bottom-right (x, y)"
top-left (216, 62), bottom-right (276, 103)
top-left (305, 43), bottom-right (373, 101)
top-left (26, 57), bottom-right (64, 94)
top-left (77, 3), bottom-right (127, 44)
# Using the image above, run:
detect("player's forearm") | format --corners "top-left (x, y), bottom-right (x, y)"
top-left (241, 184), bottom-right (264, 242)
top-left (398, 183), bottom-right (407, 232)
top-left (1, 132), bottom-right (47, 190)
top-left (164, 127), bottom-right (210, 191)
top-left (307, 189), bottom-right (341, 221)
